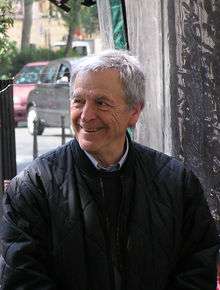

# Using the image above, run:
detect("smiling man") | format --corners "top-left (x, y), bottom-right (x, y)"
top-left (70, 68), bottom-right (141, 167)
top-left (0, 50), bottom-right (219, 290)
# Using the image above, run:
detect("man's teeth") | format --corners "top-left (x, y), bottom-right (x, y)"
top-left (80, 126), bottom-right (99, 132)
top-left (85, 129), bottom-right (97, 132)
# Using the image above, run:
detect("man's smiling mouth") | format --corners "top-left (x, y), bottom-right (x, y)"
top-left (79, 125), bottom-right (103, 133)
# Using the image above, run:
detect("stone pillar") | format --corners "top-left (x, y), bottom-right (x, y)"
top-left (96, 0), bottom-right (220, 227)
top-left (125, 0), bottom-right (171, 153)
top-left (169, 0), bottom-right (220, 226)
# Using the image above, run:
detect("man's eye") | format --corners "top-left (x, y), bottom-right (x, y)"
top-left (97, 100), bottom-right (105, 106)
top-left (72, 98), bottom-right (84, 105)
top-left (96, 99), bottom-right (110, 109)
top-left (73, 98), bottom-right (81, 103)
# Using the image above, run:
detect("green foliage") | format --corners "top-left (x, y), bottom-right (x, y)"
top-left (80, 5), bottom-right (99, 37)
top-left (0, 0), bottom-right (13, 36)
top-left (59, 1), bottom-right (99, 38)
top-left (0, 0), bottom-right (16, 79)
top-left (60, 0), bottom-right (81, 28)
top-left (0, 0), bottom-right (14, 56)
top-left (0, 40), bottom-right (17, 79)
top-left (0, 0), bottom-right (99, 79)
top-left (0, 46), bottom-right (79, 79)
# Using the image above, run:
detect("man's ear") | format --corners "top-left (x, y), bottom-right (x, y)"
top-left (128, 103), bottom-right (142, 127)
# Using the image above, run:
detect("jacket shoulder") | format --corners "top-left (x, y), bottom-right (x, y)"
top-left (30, 138), bottom-right (77, 171)
top-left (133, 142), bottom-right (186, 180)
top-left (8, 139), bottom-right (78, 196)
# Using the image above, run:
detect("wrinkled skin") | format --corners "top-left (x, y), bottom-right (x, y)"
top-left (70, 69), bottom-right (141, 166)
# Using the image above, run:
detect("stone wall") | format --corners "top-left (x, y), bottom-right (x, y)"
top-left (125, 0), bottom-right (172, 153)
top-left (169, 0), bottom-right (220, 227)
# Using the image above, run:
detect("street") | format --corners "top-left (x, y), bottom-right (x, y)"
top-left (16, 125), bottom-right (72, 173)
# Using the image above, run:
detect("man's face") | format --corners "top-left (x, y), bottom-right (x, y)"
top-left (70, 69), bottom-right (141, 164)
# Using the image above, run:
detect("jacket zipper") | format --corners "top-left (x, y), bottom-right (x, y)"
top-left (99, 177), bottom-right (116, 290)
top-left (116, 176), bottom-right (127, 290)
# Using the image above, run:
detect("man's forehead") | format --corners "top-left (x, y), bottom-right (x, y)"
top-left (72, 69), bottom-right (124, 96)
top-left (72, 87), bottom-right (111, 99)
top-left (74, 68), bottom-right (121, 83)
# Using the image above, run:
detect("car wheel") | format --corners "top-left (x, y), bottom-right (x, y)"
top-left (27, 107), bottom-right (44, 135)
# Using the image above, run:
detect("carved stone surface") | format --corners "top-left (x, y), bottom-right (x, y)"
top-left (170, 0), bottom-right (220, 228)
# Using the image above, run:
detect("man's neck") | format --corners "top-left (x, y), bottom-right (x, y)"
top-left (84, 137), bottom-right (129, 170)
top-left (92, 150), bottom-right (124, 167)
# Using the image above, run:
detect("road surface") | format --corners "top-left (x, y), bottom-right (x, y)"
top-left (16, 126), bottom-right (72, 173)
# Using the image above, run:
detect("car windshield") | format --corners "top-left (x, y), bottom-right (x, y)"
top-left (14, 65), bottom-right (45, 84)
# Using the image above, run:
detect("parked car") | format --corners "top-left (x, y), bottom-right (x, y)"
top-left (13, 61), bottom-right (48, 125)
top-left (52, 40), bottom-right (94, 56)
top-left (26, 58), bottom-right (80, 135)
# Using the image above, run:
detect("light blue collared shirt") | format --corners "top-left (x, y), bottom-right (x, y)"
top-left (84, 137), bottom-right (129, 172)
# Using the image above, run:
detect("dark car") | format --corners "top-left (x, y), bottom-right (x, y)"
top-left (13, 61), bottom-right (48, 125)
top-left (26, 58), bottom-right (80, 135)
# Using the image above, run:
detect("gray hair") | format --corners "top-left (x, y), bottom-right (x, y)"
top-left (71, 49), bottom-right (145, 109)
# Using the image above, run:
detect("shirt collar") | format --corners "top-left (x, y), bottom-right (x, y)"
top-left (83, 136), bottom-right (129, 172)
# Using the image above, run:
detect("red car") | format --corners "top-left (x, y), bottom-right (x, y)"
top-left (13, 61), bottom-right (48, 125)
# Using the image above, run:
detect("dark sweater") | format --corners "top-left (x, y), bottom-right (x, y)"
top-left (77, 148), bottom-right (135, 290)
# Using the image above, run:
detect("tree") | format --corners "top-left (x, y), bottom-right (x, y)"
top-left (0, 0), bottom-right (14, 56)
top-left (59, 1), bottom-right (99, 56)
top-left (80, 4), bottom-right (99, 37)
top-left (21, 0), bottom-right (34, 50)
top-left (60, 0), bottom-right (81, 56)
top-left (0, 0), bottom-right (17, 79)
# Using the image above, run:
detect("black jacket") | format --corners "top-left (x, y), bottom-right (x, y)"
top-left (0, 138), bottom-right (219, 290)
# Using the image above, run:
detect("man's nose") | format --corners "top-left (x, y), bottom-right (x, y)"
top-left (80, 102), bottom-right (96, 122)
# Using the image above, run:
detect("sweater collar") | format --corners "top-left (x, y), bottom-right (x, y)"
top-left (83, 136), bottom-right (129, 172)
top-left (70, 132), bottom-right (135, 178)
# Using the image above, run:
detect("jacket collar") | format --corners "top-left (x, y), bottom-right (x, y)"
top-left (83, 136), bottom-right (129, 172)
top-left (70, 132), bottom-right (135, 178)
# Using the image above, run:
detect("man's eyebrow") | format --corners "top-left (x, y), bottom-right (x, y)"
top-left (71, 92), bottom-right (82, 99)
top-left (96, 95), bottom-right (114, 104)
top-left (71, 93), bottom-right (115, 105)
top-left (96, 95), bottom-right (108, 100)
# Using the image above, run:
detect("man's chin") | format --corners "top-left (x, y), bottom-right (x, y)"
top-left (78, 139), bottom-right (97, 153)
